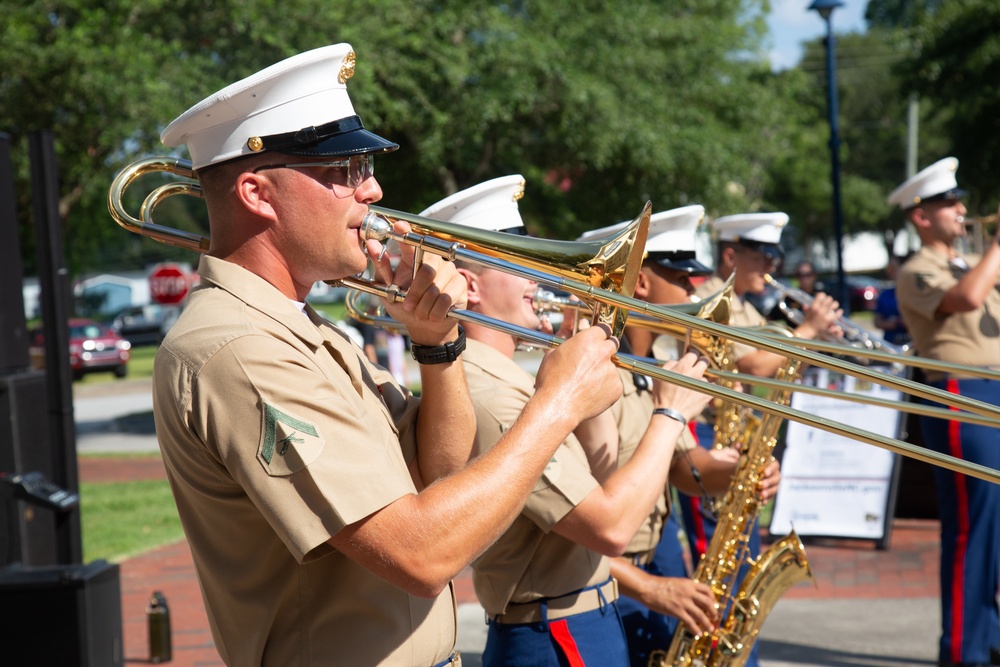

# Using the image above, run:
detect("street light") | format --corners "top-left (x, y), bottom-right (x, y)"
top-left (809, 0), bottom-right (849, 313)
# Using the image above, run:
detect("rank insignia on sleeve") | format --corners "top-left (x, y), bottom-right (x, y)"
top-left (914, 273), bottom-right (929, 291)
top-left (258, 404), bottom-right (325, 476)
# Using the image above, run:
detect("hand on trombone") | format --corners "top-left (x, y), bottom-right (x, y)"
top-left (367, 220), bottom-right (469, 347)
top-left (650, 352), bottom-right (714, 425)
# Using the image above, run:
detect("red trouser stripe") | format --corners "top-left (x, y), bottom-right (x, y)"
top-left (686, 421), bottom-right (709, 558)
top-left (946, 378), bottom-right (970, 664)
top-left (549, 619), bottom-right (586, 667)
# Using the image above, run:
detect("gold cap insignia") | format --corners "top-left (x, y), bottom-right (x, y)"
top-left (247, 136), bottom-right (264, 152)
top-left (513, 178), bottom-right (525, 202)
top-left (339, 51), bottom-right (356, 84)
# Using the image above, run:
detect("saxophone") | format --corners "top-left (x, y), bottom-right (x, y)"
top-left (651, 354), bottom-right (813, 667)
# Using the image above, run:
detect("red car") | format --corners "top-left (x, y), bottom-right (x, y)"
top-left (29, 318), bottom-right (131, 380)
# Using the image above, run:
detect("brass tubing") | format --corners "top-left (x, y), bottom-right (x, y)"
top-left (108, 157), bottom-right (1000, 484)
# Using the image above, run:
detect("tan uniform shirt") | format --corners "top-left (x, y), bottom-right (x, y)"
top-left (153, 256), bottom-right (456, 667)
top-left (611, 368), bottom-right (697, 555)
top-left (462, 339), bottom-right (610, 617)
top-left (896, 245), bottom-right (1000, 369)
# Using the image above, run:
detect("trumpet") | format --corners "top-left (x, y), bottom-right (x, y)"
top-left (764, 274), bottom-right (907, 355)
top-left (108, 156), bottom-right (1000, 484)
top-left (959, 213), bottom-right (999, 255)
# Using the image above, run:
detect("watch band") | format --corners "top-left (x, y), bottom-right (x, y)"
top-left (410, 326), bottom-right (467, 365)
top-left (652, 406), bottom-right (688, 428)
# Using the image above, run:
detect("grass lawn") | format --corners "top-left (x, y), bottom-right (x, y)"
top-left (80, 474), bottom-right (183, 563)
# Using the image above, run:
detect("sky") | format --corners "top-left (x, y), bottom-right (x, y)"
top-left (766, 0), bottom-right (869, 71)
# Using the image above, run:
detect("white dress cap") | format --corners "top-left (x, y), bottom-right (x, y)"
top-left (419, 175), bottom-right (526, 233)
top-left (886, 157), bottom-right (966, 209)
top-left (578, 205), bottom-right (711, 274)
top-left (161, 44), bottom-right (398, 169)
top-left (711, 212), bottom-right (788, 245)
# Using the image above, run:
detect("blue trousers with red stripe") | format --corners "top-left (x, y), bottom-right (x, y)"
top-left (921, 378), bottom-right (1000, 666)
top-left (483, 589), bottom-right (628, 666)
top-left (675, 421), bottom-right (762, 667)
top-left (618, 513), bottom-right (688, 666)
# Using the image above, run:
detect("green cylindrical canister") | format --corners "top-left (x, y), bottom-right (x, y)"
top-left (147, 590), bottom-right (172, 663)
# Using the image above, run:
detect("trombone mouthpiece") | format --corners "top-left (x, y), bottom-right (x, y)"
top-left (361, 210), bottom-right (393, 241)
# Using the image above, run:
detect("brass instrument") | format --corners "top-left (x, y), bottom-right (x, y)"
top-left (108, 156), bottom-right (1000, 484)
top-left (764, 274), bottom-right (906, 355)
top-left (655, 352), bottom-right (809, 667)
top-left (960, 213), bottom-right (999, 255)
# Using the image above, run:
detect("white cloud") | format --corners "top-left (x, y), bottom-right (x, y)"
top-left (767, 0), bottom-right (869, 71)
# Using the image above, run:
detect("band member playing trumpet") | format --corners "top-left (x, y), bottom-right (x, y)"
top-left (422, 177), bottom-right (713, 666)
top-left (890, 157), bottom-right (1000, 667)
top-left (147, 45), bottom-right (624, 667)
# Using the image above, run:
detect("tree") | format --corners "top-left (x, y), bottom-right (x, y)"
top-left (898, 0), bottom-right (1000, 212)
top-left (2, 0), bottom-right (814, 279)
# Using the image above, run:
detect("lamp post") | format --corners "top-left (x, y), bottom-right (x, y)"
top-left (810, 0), bottom-right (849, 313)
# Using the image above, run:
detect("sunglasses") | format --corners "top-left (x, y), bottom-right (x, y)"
top-left (253, 154), bottom-right (375, 189)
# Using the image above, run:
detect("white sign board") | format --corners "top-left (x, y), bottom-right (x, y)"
top-left (769, 367), bottom-right (903, 541)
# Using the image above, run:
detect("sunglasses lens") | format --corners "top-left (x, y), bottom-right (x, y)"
top-left (348, 154), bottom-right (374, 188)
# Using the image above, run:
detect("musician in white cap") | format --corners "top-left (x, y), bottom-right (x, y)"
top-left (696, 212), bottom-right (841, 377)
top-left (890, 157), bottom-right (1000, 667)
top-left (681, 211), bottom-right (838, 667)
top-left (426, 180), bottom-right (713, 666)
top-left (578, 206), bottom-right (774, 665)
top-left (150, 45), bottom-right (623, 667)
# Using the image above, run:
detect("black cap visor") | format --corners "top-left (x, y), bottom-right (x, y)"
top-left (917, 187), bottom-right (968, 207)
top-left (737, 239), bottom-right (783, 261)
top-left (648, 251), bottom-right (713, 276)
top-left (258, 115), bottom-right (399, 157)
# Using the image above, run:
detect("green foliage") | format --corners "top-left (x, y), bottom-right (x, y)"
top-left (3, 0), bottom-right (787, 275)
top-left (865, 0), bottom-right (944, 29)
top-left (80, 477), bottom-right (183, 562)
top-left (900, 0), bottom-right (1000, 212)
top-left (6, 0), bottom-right (989, 277)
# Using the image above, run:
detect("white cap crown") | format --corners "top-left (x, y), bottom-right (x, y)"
top-left (887, 157), bottom-right (964, 209)
top-left (161, 44), bottom-right (397, 169)
top-left (419, 175), bottom-right (526, 232)
top-left (711, 212), bottom-right (788, 245)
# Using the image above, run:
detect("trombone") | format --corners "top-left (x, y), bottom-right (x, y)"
top-left (108, 156), bottom-right (1000, 484)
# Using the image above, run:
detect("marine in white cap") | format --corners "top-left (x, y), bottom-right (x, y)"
top-left (580, 205), bottom-right (777, 665)
top-left (148, 46), bottom-right (622, 667)
top-left (678, 210), bottom-right (839, 667)
top-left (431, 184), bottom-right (712, 666)
top-left (890, 158), bottom-right (1000, 667)
top-left (695, 211), bottom-right (840, 377)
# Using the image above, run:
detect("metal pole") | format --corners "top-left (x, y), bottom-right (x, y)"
top-left (823, 15), bottom-right (849, 314)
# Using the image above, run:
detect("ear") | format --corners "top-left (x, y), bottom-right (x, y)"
top-left (457, 267), bottom-right (481, 306)
top-left (234, 170), bottom-right (278, 221)
top-left (633, 269), bottom-right (652, 299)
top-left (721, 246), bottom-right (737, 269)
top-left (908, 207), bottom-right (931, 230)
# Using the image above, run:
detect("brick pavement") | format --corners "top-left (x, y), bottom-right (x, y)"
top-left (82, 454), bottom-right (941, 666)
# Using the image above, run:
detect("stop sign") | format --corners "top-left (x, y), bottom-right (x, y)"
top-left (149, 263), bottom-right (190, 305)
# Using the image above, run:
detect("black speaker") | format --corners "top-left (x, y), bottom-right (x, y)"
top-left (0, 371), bottom-right (58, 566)
top-left (0, 560), bottom-right (123, 666)
top-left (0, 133), bottom-right (30, 375)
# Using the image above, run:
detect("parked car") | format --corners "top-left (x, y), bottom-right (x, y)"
top-left (111, 304), bottom-right (180, 346)
top-left (29, 318), bottom-right (131, 380)
top-left (818, 274), bottom-right (886, 313)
